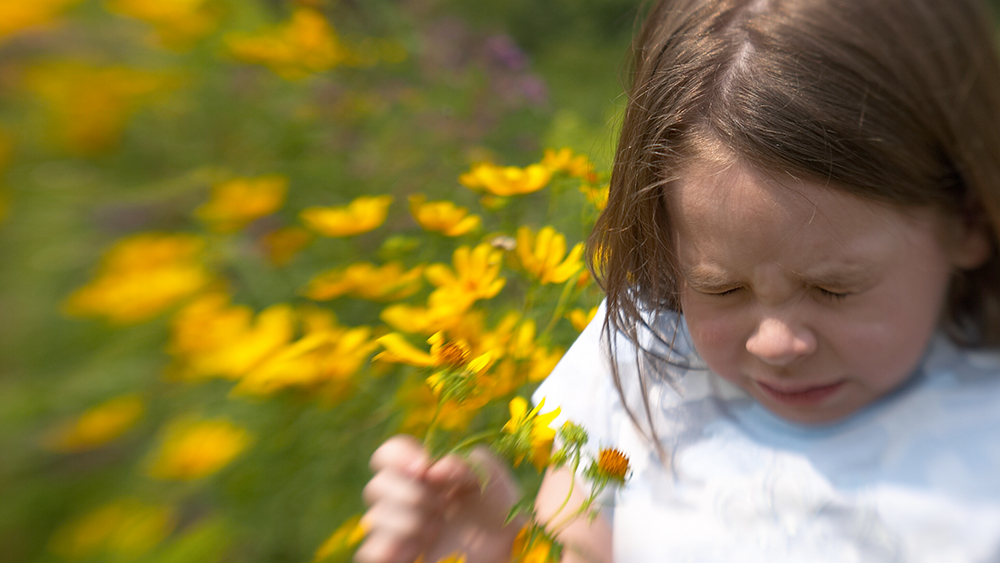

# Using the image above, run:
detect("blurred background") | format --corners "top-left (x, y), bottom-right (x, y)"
top-left (0, 0), bottom-right (638, 562)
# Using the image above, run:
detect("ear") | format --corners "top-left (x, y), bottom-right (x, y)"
top-left (948, 218), bottom-right (993, 270)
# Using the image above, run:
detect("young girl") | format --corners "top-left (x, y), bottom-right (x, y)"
top-left (358, 0), bottom-right (1000, 561)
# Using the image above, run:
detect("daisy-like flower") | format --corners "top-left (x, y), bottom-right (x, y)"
top-left (595, 447), bottom-right (631, 484)
top-left (566, 306), bottom-right (598, 332)
top-left (425, 243), bottom-right (506, 310)
top-left (313, 515), bottom-right (366, 562)
top-left (48, 499), bottom-right (174, 560)
top-left (303, 262), bottom-right (423, 302)
top-left (374, 332), bottom-right (489, 372)
top-left (63, 233), bottom-right (211, 324)
top-left (515, 226), bottom-right (584, 285)
top-left (459, 162), bottom-right (552, 196)
top-left (225, 8), bottom-right (351, 79)
top-left (408, 194), bottom-right (481, 236)
top-left (46, 394), bottom-right (145, 452)
top-left (500, 397), bottom-right (561, 470)
top-left (300, 195), bottom-right (392, 237)
top-left (147, 418), bottom-right (251, 481)
top-left (195, 175), bottom-right (288, 233)
top-left (510, 524), bottom-right (557, 563)
top-left (541, 147), bottom-right (595, 180)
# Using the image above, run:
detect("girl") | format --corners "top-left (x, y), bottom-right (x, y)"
top-left (358, 0), bottom-right (1000, 561)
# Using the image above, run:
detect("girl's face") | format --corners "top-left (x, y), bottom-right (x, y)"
top-left (671, 163), bottom-right (989, 424)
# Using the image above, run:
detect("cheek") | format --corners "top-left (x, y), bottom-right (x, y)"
top-left (681, 294), bottom-right (746, 374)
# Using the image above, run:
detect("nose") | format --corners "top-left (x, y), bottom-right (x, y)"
top-left (745, 317), bottom-right (816, 366)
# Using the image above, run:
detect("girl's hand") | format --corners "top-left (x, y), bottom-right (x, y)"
top-left (356, 435), bottom-right (525, 563)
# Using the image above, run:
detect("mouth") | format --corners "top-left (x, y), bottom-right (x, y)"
top-left (754, 380), bottom-right (845, 406)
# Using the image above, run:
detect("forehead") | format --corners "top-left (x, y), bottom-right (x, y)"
top-left (666, 163), bottom-right (945, 269)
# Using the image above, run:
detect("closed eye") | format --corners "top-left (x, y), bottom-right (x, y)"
top-left (816, 288), bottom-right (850, 301)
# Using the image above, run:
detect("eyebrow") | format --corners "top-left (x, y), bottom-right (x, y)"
top-left (681, 264), bottom-right (876, 290)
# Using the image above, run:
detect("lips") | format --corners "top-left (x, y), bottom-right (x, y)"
top-left (754, 379), bottom-right (845, 406)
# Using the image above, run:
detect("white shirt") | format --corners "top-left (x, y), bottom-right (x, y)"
top-left (534, 302), bottom-right (1000, 562)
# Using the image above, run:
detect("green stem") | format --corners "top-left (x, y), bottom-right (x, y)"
top-left (542, 271), bottom-right (582, 337)
top-left (444, 429), bottom-right (500, 456)
top-left (423, 401), bottom-right (444, 450)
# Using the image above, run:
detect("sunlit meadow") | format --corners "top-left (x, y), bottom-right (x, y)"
top-left (0, 1), bottom-right (638, 562)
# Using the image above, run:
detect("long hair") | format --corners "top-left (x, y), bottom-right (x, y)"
top-left (589, 0), bottom-right (1000, 448)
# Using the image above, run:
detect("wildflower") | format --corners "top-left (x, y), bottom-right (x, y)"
top-left (0, 0), bottom-right (83, 41)
top-left (499, 397), bottom-right (560, 470)
top-left (396, 378), bottom-right (483, 435)
top-left (234, 326), bottom-right (376, 398)
top-left (225, 8), bottom-right (351, 79)
top-left (425, 243), bottom-right (506, 310)
top-left (195, 175), bottom-right (288, 232)
top-left (379, 298), bottom-right (467, 335)
top-left (527, 346), bottom-right (563, 383)
top-left (408, 194), bottom-right (481, 236)
top-left (260, 226), bottom-right (313, 266)
top-left (300, 195), bottom-right (392, 237)
top-left (596, 447), bottom-right (631, 483)
top-left (304, 262), bottom-right (423, 302)
top-left (510, 524), bottom-right (558, 563)
top-left (167, 297), bottom-right (295, 380)
top-left (105, 0), bottom-right (219, 49)
top-left (515, 226), bottom-right (584, 284)
top-left (64, 233), bottom-right (211, 324)
top-left (567, 306), bottom-right (598, 332)
top-left (147, 418), bottom-right (251, 480)
top-left (48, 499), bottom-right (174, 559)
top-left (459, 162), bottom-right (552, 196)
top-left (541, 147), bottom-right (595, 180)
top-left (375, 332), bottom-right (488, 371)
top-left (314, 515), bottom-right (366, 562)
top-left (580, 183), bottom-right (609, 210)
top-left (46, 394), bottom-right (144, 452)
top-left (25, 61), bottom-right (178, 154)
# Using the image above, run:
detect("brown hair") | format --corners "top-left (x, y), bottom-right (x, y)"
top-left (589, 0), bottom-right (1000, 439)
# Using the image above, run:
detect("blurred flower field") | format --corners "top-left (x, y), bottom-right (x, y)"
top-left (0, 1), bottom-right (637, 561)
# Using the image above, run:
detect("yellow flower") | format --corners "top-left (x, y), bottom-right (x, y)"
top-left (379, 297), bottom-right (467, 335)
top-left (580, 183), bottom-right (609, 210)
top-left (375, 332), bottom-right (490, 372)
top-left (527, 346), bottom-right (563, 383)
top-left (0, 0), bottom-right (83, 41)
top-left (234, 326), bottom-right (376, 398)
top-left (105, 0), bottom-right (219, 49)
top-left (49, 499), bottom-right (174, 560)
top-left (510, 525), bottom-right (555, 563)
top-left (25, 61), bottom-right (179, 154)
top-left (304, 262), bottom-right (423, 302)
top-left (424, 243), bottom-right (506, 310)
top-left (567, 306), bottom-right (598, 332)
top-left (301, 195), bottom-right (392, 237)
top-left (46, 394), bottom-right (144, 452)
top-left (195, 175), bottom-right (288, 232)
top-left (225, 8), bottom-right (351, 79)
top-left (260, 226), bottom-right (313, 266)
top-left (515, 226), bottom-right (584, 285)
top-left (541, 147), bottom-right (595, 180)
top-left (314, 515), bottom-right (366, 562)
top-left (459, 162), bottom-right (552, 196)
top-left (408, 194), bottom-right (480, 236)
top-left (167, 296), bottom-right (295, 380)
top-left (148, 418), bottom-right (251, 480)
top-left (395, 378), bottom-right (482, 435)
top-left (64, 233), bottom-right (211, 324)
top-left (502, 397), bottom-right (560, 470)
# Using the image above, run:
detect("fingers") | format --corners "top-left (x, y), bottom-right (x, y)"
top-left (370, 435), bottom-right (430, 478)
